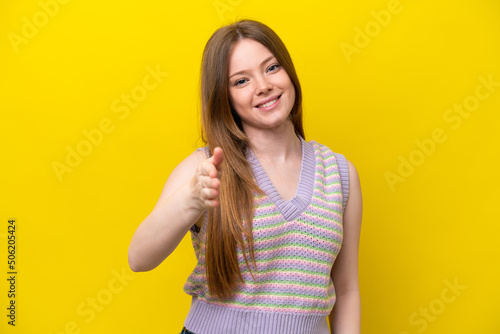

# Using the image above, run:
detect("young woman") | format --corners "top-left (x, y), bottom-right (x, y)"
top-left (128, 19), bottom-right (362, 334)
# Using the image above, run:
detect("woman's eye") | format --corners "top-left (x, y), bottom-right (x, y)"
top-left (268, 64), bottom-right (280, 72)
top-left (234, 79), bottom-right (247, 86)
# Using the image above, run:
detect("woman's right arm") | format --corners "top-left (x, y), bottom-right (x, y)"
top-left (127, 147), bottom-right (224, 272)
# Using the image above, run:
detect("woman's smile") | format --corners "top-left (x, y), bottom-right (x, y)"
top-left (254, 94), bottom-right (282, 110)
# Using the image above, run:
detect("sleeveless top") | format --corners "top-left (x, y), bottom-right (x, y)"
top-left (183, 135), bottom-right (349, 334)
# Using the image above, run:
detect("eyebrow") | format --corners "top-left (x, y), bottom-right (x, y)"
top-left (229, 55), bottom-right (276, 79)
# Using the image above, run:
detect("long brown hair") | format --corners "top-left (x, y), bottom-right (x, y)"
top-left (199, 19), bottom-right (305, 300)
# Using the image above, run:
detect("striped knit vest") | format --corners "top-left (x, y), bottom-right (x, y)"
top-left (183, 135), bottom-right (349, 334)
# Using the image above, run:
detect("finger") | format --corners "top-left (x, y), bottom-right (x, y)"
top-left (200, 161), bottom-right (218, 178)
top-left (201, 175), bottom-right (219, 189)
top-left (205, 199), bottom-right (219, 208)
top-left (201, 187), bottom-right (219, 201)
top-left (210, 177), bottom-right (220, 189)
top-left (211, 147), bottom-right (224, 169)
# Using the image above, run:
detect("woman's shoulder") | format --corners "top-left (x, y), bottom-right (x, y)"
top-left (305, 137), bottom-right (359, 186)
top-left (194, 145), bottom-right (210, 159)
top-left (306, 138), bottom-right (347, 159)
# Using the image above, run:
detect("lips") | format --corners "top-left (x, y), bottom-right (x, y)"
top-left (255, 94), bottom-right (282, 108)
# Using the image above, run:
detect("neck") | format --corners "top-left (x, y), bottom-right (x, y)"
top-left (246, 121), bottom-right (302, 164)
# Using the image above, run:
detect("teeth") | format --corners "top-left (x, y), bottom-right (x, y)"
top-left (257, 97), bottom-right (279, 108)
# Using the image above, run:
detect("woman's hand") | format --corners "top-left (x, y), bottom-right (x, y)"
top-left (190, 147), bottom-right (224, 209)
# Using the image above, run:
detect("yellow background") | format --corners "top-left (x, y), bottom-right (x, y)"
top-left (1, 0), bottom-right (499, 333)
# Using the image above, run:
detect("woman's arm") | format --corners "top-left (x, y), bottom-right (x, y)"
top-left (328, 159), bottom-right (363, 334)
top-left (127, 147), bottom-right (224, 272)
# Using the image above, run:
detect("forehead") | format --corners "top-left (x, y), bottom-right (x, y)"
top-left (228, 39), bottom-right (274, 72)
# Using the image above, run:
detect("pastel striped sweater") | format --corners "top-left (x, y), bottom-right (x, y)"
top-left (183, 135), bottom-right (349, 334)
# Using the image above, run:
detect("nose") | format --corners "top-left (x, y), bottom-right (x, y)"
top-left (255, 75), bottom-right (272, 95)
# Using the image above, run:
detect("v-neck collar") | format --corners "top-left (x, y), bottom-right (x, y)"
top-left (246, 135), bottom-right (316, 222)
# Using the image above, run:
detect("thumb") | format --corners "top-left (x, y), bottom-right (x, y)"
top-left (211, 147), bottom-right (224, 169)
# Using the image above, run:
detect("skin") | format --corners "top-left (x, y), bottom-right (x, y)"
top-left (228, 39), bottom-right (302, 165)
top-left (227, 38), bottom-right (296, 141)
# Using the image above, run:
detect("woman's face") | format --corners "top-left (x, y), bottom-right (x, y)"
top-left (227, 38), bottom-right (295, 135)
